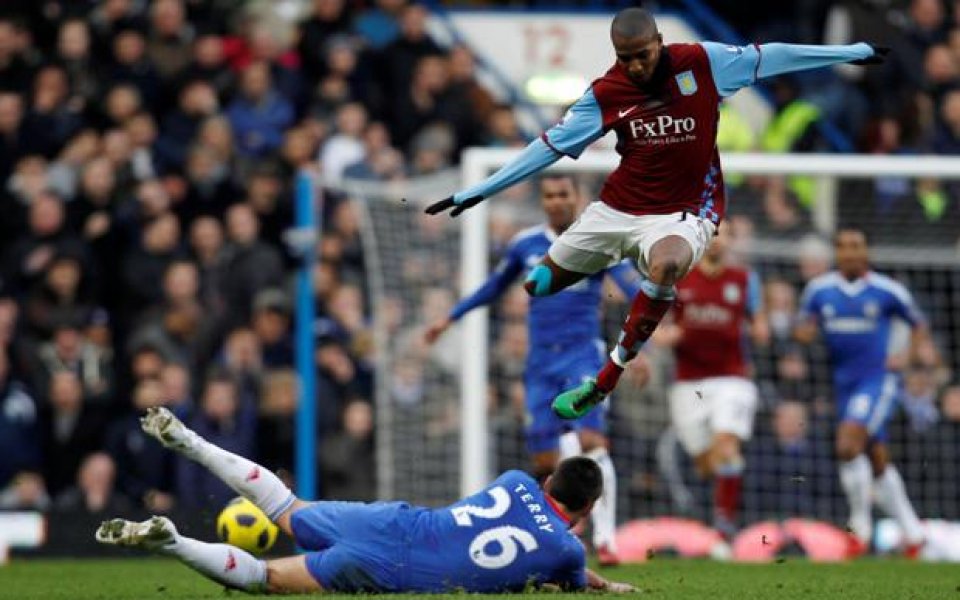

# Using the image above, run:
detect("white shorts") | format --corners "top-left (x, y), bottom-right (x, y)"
top-left (548, 201), bottom-right (716, 277)
top-left (669, 376), bottom-right (758, 456)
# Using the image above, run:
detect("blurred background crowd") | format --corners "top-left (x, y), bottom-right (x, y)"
top-left (0, 0), bottom-right (958, 525)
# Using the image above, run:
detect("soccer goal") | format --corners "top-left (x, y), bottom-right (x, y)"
top-left (347, 150), bottom-right (960, 526)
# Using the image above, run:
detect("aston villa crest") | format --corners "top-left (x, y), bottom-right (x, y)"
top-left (676, 70), bottom-right (697, 96)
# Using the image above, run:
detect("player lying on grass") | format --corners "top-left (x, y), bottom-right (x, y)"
top-left (425, 173), bottom-right (642, 565)
top-left (423, 7), bottom-right (888, 420)
top-left (96, 407), bottom-right (635, 594)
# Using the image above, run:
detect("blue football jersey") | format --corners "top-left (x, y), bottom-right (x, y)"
top-left (799, 271), bottom-right (924, 385)
top-left (405, 470), bottom-right (587, 593)
top-left (450, 224), bottom-right (641, 351)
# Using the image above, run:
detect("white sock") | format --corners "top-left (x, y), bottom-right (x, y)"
top-left (839, 454), bottom-right (873, 543)
top-left (558, 431), bottom-right (582, 459)
top-left (161, 534), bottom-right (267, 592)
top-left (585, 447), bottom-right (618, 550)
top-left (181, 435), bottom-right (296, 521)
top-left (874, 466), bottom-right (924, 545)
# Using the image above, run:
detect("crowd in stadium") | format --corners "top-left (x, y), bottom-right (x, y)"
top-left (0, 0), bottom-right (958, 530)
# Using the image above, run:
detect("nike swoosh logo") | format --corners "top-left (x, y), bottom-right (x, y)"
top-left (618, 106), bottom-right (638, 118)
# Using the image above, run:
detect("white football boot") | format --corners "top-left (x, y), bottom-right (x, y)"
top-left (95, 516), bottom-right (177, 551)
top-left (140, 406), bottom-right (200, 453)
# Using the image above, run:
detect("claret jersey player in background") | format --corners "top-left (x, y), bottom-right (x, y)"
top-left (425, 6), bottom-right (889, 419)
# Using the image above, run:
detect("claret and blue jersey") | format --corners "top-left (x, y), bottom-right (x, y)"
top-left (799, 271), bottom-right (926, 439)
top-left (449, 224), bottom-right (641, 451)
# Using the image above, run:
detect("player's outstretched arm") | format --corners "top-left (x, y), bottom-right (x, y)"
top-left (702, 41), bottom-right (888, 97)
top-left (424, 253), bottom-right (524, 343)
top-left (425, 89), bottom-right (605, 217)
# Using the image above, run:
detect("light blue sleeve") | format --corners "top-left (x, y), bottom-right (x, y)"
top-left (453, 138), bottom-right (561, 203)
top-left (746, 270), bottom-right (763, 316)
top-left (453, 89), bottom-right (603, 204)
top-left (541, 88), bottom-right (605, 158)
top-left (701, 41), bottom-right (874, 97)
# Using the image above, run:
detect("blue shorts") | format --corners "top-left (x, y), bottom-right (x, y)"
top-left (524, 342), bottom-right (607, 453)
top-left (290, 501), bottom-right (415, 592)
top-left (836, 373), bottom-right (900, 442)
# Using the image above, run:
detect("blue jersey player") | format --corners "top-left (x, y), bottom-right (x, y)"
top-left (424, 174), bottom-right (642, 565)
top-left (97, 407), bottom-right (635, 594)
top-left (795, 226), bottom-right (937, 557)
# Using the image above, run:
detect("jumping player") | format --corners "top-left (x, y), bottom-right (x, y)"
top-left (423, 7), bottom-right (888, 419)
top-left (653, 225), bottom-right (768, 537)
top-left (425, 174), bottom-right (641, 564)
top-left (795, 227), bottom-right (935, 556)
top-left (97, 407), bottom-right (634, 594)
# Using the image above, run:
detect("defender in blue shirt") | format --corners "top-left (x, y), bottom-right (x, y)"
top-left (97, 407), bottom-right (634, 594)
top-left (795, 227), bottom-right (936, 556)
top-left (425, 174), bottom-right (641, 565)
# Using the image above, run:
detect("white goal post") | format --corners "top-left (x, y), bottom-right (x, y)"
top-left (458, 149), bottom-right (960, 497)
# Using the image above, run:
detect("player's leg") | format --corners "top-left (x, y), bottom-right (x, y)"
top-left (264, 555), bottom-right (325, 594)
top-left (554, 214), bottom-right (713, 418)
top-left (524, 201), bottom-right (622, 298)
top-left (869, 442), bottom-right (925, 553)
top-left (836, 420), bottom-right (872, 550)
top-left (140, 407), bottom-right (299, 536)
top-left (578, 427), bottom-right (619, 564)
top-left (96, 516), bottom-right (275, 592)
top-left (706, 377), bottom-right (758, 538)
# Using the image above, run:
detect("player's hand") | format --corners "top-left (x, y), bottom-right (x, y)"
top-left (849, 44), bottom-right (890, 65)
top-left (424, 318), bottom-right (452, 345)
top-left (604, 581), bottom-right (638, 593)
top-left (424, 195), bottom-right (484, 217)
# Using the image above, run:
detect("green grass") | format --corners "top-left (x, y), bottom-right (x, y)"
top-left (3, 558), bottom-right (959, 599)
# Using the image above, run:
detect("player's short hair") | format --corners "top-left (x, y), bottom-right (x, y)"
top-left (610, 7), bottom-right (658, 40)
top-left (833, 225), bottom-right (869, 246)
top-left (549, 457), bottom-right (602, 511)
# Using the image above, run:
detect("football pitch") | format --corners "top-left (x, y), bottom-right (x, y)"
top-left (3, 558), bottom-right (957, 600)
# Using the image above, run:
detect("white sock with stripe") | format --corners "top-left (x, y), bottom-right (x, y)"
top-left (839, 454), bottom-right (873, 543)
top-left (874, 465), bottom-right (924, 545)
top-left (181, 436), bottom-right (296, 521)
top-left (162, 534), bottom-right (267, 591)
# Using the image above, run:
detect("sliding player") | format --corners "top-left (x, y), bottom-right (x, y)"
top-left (423, 7), bottom-right (888, 420)
top-left (425, 173), bottom-right (641, 564)
top-left (795, 226), bottom-right (933, 557)
top-left (97, 407), bottom-right (634, 593)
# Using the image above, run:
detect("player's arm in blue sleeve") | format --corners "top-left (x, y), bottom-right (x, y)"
top-left (794, 282), bottom-right (820, 344)
top-left (883, 281), bottom-right (940, 368)
top-left (451, 89), bottom-right (604, 204)
top-left (605, 259), bottom-right (643, 299)
top-left (449, 247), bottom-right (524, 321)
top-left (701, 41), bottom-right (876, 97)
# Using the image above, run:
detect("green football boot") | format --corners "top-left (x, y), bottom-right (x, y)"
top-left (552, 378), bottom-right (606, 419)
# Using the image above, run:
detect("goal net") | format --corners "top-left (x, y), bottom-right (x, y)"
top-left (341, 150), bottom-right (960, 529)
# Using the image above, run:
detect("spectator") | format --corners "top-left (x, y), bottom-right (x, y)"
top-left (177, 143), bottom-right (235, 225)
top-left (175, 371), bottom-right (256, 508)
top-left (256, 368), bottom-right (298, 478)
top-left (250, 289), bottom-right (294, 368)
top-left (0, 17), bottom-right (33, 94)
top-left (155, 80), bottom-right (220, 171)
top-left (105, 377), bottom-right (177, 512)
top-left (0, 91), bottom-right (24, 182)
top-left (120, 211), bottom-right (182, 316)
top-left (298, 0), bottom-right (354, 86)
top-left (243, 163), bottom-right (291, 255)
top-left (220, 326), bottom-right (264, 404)
top-left (320, 399), bottom-right (376, 501)
top-left (320, 102), bottom-right (367, 184)
top-left (56, 18), bottom-right (99, 112)
top-left (54, 452), bottom-right (131, 513)
top-left (160, 361), bottom-right (193, 415)
top-left (108, 28), bottom-right (161, 111)
top-left (23, 253), bottom-right (94, 339)
top-left (226, 60), bottom-right (294, 159)
top-left (20, 64), bottom-right (82, 159)
top-left (0, 347), bottom-right (41, 491)
top-left (343, 121), bottom-right (406, 182)
top-left (221, 203), bottom-right (284, 325)
top-left (187, 215), bottom-right (228, 315)
top-left (41, 370), bottom-right (106, 496)
top-left (355, 0), bottom-right (406, 51)
top-left (146, 0), bottom-right (194, 83)
top-left (0, 471), bottom-right (50, 510)
top-left (32, 319), bottom-right (113, 406)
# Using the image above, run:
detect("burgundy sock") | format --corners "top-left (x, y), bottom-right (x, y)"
top-left (713, 474), bottom-right (743, 529)
top-left (596, 361), bottom-right (623, 393)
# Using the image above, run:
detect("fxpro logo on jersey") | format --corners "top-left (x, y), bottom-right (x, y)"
top-left (628, 114), bottom-right (698, 146)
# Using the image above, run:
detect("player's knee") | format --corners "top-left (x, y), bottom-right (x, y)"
top-left (835, 439), bottom-right (863, 462)
top-left (524, 264), bottom-right (554, 297)
top-left (648, 257), bottom-right (684, 285)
